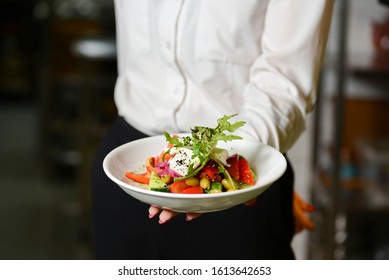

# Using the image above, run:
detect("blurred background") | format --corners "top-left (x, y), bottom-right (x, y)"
top-left (0, 0), bottom-right (388, 260)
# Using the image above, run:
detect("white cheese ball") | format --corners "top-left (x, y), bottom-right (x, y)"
top-left (169, 148), bottom-right (200, 177)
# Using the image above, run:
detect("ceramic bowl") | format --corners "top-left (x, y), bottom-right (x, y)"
top-left (103, 135), bottom-right (286, 213)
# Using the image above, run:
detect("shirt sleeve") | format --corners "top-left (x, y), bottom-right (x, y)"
top-left (236, 0), bottom-right (334, 152)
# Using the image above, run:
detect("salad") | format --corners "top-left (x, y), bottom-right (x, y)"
top-left (125, 114), bottom-right (257, 194)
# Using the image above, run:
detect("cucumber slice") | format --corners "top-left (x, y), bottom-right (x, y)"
top-left (148, 171), bottom-right (170, 192)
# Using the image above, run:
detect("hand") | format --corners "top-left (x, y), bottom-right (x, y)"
top-left (148, 197), bottom-right (257, 224)
top-left (148, 206), bottom-right (202, 224)
top-left (293, 191), bottom-right (315, 233)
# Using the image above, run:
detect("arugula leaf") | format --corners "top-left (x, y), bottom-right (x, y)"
top-left (164, 114), bottom-right (246, 181)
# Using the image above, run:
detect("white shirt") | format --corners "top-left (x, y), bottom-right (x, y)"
top-left (113, 0), bottom-right (334, 152)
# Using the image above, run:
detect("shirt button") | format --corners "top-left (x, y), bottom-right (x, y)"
top-left (166, 41), bottom-right (172, 50)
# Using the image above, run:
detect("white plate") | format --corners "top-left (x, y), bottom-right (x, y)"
top-left (103, 135), bottom-right (287, 213)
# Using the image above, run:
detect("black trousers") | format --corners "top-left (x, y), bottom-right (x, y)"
top-left (91, 117), bottom-right (295, 259)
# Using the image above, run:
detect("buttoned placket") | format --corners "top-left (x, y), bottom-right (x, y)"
top-left (158, 0), bottom-right (187, 107)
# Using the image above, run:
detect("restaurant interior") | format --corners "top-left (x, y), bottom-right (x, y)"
top-left (0, 0), bottom-right (388, 260)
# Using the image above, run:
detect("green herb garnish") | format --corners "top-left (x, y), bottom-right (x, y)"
top-left (163, 114), bottom-right (245, 183)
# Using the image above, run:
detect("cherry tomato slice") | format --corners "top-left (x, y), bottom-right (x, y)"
top-left (179, 186), bottom-right (204, 194)
top-left (239, 157), bottom-right (254, 186)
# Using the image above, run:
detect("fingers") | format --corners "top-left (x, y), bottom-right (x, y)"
top-left (148, 206), bottom-right (201, 224)
top-left (158, 209), bottom-right (179, 224)
top-left (244, 197), bottom-right (257, 207)
top-left (294, 207), bottom-right (315, 232)
top-left (294, 192), bottom-right (315, 212)
top-left (148, 206), bottom-right (178, 224)
top-left (148, 205), bottom-right (161, 218)
top-left (293, 191), bottom-right (316, 233)
top-left (185, 212), bottom-right (202, 221)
